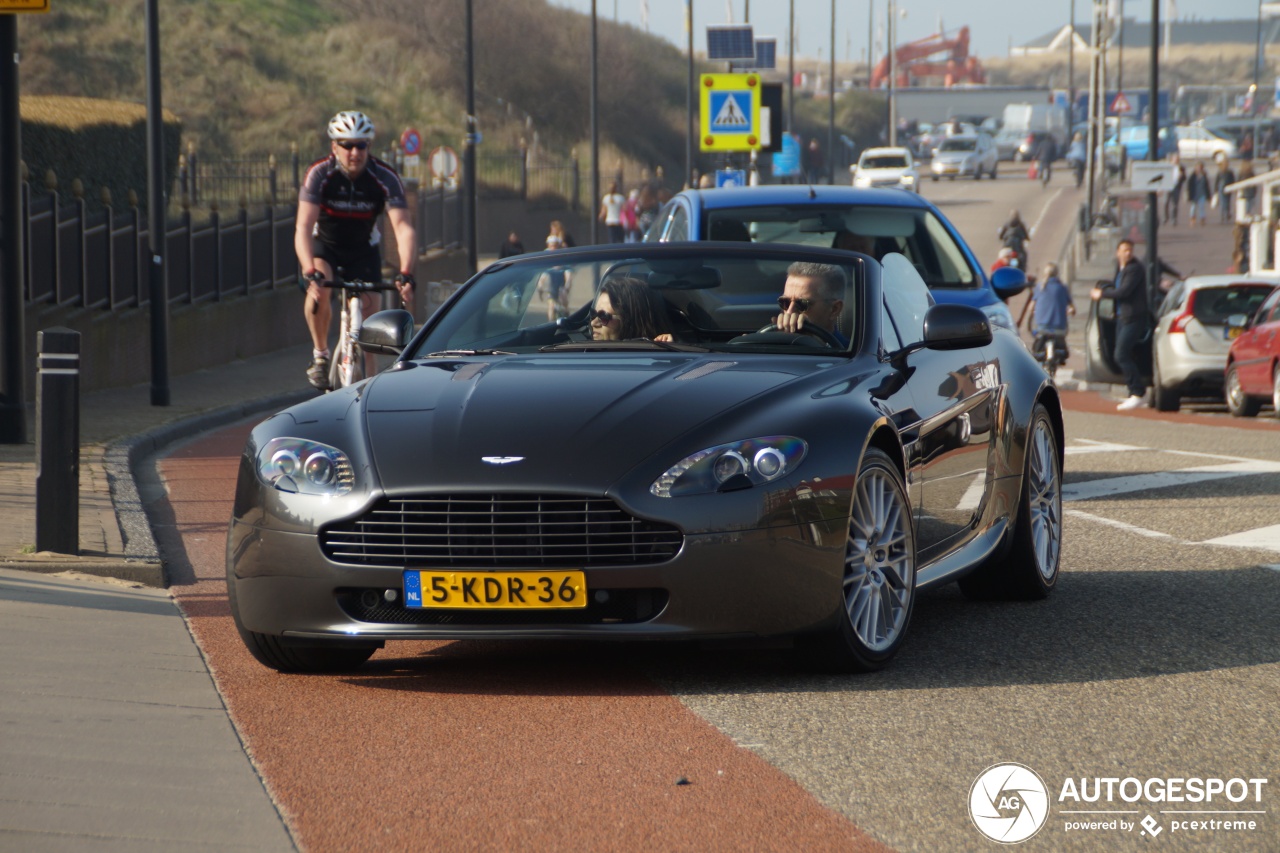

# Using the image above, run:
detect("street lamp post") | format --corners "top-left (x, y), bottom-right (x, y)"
top-left (828, 0), bottom-right (835, 183)
top-left (145, 0), bottom-right (169, 406)
top-left (464, 0), bottom-right (478, 275)
top-left (590, 0), bottom-right (599, 244)
top-left (687, 0), bottom-right (694, 186)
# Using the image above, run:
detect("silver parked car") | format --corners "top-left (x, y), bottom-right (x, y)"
top-left (930, 134), bottom-right (998, 180)
top-left (1150, 274), bottom-right (1280, 411)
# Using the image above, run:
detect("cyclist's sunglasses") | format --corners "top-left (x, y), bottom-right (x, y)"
top-left (777, 296), bottom-right (815, 313)
top-left (587, 308), bottom-right (618, 324)
top-left (336, 140), bottom-right (369, 151)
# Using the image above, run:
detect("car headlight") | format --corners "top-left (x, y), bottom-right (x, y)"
top-left (902, 175), bottom-right (916, 186)
top-left (257, 437), bottom-right (354, 496)
top-left (982, 302), bottom-right (1016, 331)
top-left (651, 436), bottom-right (808, 498)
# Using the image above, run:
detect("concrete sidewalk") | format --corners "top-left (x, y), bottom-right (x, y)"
top-left (0, 344), bottom-right (314, 850)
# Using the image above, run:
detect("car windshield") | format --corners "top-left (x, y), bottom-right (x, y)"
top-left (939, 138), bottom-right (976, 152)
top-left (701, 204), bottom-right (978, 289)
top-left (862, 155), bottom-right (909, 169)
top-left (409, 248), bottom-right (864, 356)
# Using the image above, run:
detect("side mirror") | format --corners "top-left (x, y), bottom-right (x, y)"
top-left (357, 309), bottom-right (415, 356)
top-left (991, 266), bottom-right (1029, 300)
top-left (923, 303), bottom-right (992, 351)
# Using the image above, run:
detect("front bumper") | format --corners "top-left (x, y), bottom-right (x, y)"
top-left (227, 516), bottom-right (849, 642)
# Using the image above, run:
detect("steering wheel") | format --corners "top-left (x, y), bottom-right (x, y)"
top-left (754, 321), bottom-right (841, 348)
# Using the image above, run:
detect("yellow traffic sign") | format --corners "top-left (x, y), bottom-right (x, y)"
top-left (700, 73), bottom-right (761, 152)
top-left (0, 0), bottom-right (51, 12)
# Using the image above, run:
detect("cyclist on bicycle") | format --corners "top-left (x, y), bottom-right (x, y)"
top-left (295, 110), bottom-right (417, 390)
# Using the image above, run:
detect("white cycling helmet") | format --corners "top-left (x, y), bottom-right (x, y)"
top-left (327, 110), bottom-right (375, 141)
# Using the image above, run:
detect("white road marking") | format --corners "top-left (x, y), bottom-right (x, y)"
top-left (1066, 509), bottom-right (1180, 541)
top-left (1062, 460), bottom-right (1280, 503)
top-left (1059, 441), bottom-right (1280, 555)
top-left (1201, 525), bottom-right (1280, 554)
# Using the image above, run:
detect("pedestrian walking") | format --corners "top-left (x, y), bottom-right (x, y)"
top-left (1214, 158), bottom-right (1236, 224)
top-left (498, 230), bottom-right (525, 258)
top-left (599, 181), bottom-right (627, 243)
top-left (1238, 159), bottom-right (1257, 217)
top-left (1185, 161), bottom-right (1211, 227)
top-left (1163, 153), bottom-right (1186, 226)
top-left (620, 189), bottom-right (641, 242)
top-left (1090, 239), bottom-right (1150, 411)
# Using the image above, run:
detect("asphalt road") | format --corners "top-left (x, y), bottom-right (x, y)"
top-left (151, 173), bottom-right (1279, 851)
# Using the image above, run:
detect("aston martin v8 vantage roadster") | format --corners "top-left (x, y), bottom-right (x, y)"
top-left (227, 243), bottom-right (1064, 673)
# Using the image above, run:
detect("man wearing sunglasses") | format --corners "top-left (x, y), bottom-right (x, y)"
top-left (295, 110), bottom-right (418, 390)
top-left (771, 262), bottom-right (847, 345)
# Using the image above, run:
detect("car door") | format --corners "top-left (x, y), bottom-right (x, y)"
top-left (1084, 285), bottom-right (1153, 386)
top-left (881, 254), bottom-right (997, 560)
top-left (1233, 288), bottom-right (1280, 391)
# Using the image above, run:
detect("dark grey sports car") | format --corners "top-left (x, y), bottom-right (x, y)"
top-left (227, 243), bottom-right (1064, 673)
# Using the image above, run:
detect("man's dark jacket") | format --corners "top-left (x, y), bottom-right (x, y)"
top-left (1102, 258), bottom-right (1149, 325)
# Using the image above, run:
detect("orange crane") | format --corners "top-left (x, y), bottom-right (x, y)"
top-left (870, 26), bottom-right (986, 89)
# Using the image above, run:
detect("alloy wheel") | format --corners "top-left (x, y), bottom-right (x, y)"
top-left (1026, 416), bottom-right (1063, 581)
top-left (844, 466), bottom-right (914, 652)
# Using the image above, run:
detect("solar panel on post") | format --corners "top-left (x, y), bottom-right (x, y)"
top-left (753, 39), bottom-right (777, 70)
top-left (707, 25), bottom-right (755, 60)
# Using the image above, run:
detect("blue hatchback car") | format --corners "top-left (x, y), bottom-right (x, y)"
top-left (642, 185), bottom-right (1026, 330)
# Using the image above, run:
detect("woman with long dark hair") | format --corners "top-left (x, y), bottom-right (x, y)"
top-left (589, 277), bottom-right (675, 341)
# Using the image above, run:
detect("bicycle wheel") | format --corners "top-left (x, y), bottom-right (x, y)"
top-left (329, 295), bottom-right (365, 390)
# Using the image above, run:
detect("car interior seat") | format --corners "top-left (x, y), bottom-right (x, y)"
top-left (708, 219), bottom-right (752, 242)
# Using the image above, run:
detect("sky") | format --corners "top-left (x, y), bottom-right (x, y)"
top-left (551, 0), bottom-right (1265, 61)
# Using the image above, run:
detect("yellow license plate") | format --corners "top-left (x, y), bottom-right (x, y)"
top-left (403, 570), bottom-right (587, 609)
top-left (1228, 326), bottom-right (1244, 339)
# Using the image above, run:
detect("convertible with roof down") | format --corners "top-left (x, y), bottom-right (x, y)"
top-left (227, 242), bottom-right (1064, 674)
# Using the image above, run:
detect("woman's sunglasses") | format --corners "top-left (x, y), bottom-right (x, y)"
top-left (588, 308), bottom-right (618, 324)
top-left (336, 140), bottom-right (369, 151)
top-left (777, 296), bottom-right (815, 313)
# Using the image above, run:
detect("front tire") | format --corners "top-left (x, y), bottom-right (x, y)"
top-left (1225, 364), bottom-right (1262, 417)
top-left (960, 403), bottom-right (1062, 600)
top-left (804, 448), bottom-right (916, 672)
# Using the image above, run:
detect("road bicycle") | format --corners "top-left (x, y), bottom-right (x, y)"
top-left (321, 271), bottom-right (401, 391)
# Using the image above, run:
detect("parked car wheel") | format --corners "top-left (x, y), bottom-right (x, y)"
top-left (1150, 356), bottom-right (1182, 412)
top-left (805, 448), bottom-right (916, 672)
top-left (960, 404), bottom-right (1062, 600)
top-left (228, 576), bottom-right (377, 673)
top-left (1225, 364), bottom-right (1263, 417)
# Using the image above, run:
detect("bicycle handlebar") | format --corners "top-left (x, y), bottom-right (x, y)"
top-left (319, 278), bottom-right (399, 292)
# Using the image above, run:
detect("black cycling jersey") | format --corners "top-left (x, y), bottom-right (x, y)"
top-left (299, 155), bottom-right (407, 254)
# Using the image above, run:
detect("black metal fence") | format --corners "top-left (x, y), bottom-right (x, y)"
top-left (20, 176), bottom-right (297, 311)
top-left (18, 167), bottom-right (469, 315)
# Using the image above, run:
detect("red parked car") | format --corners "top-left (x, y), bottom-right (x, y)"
top-left (1224, 285), bottom-right (1280, 417)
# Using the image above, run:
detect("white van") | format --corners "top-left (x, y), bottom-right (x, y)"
top-left (1001, 103), bottom-right (1068, 153)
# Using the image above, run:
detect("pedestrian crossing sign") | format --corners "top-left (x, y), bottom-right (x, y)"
top-left (700, 73), bottom-right (761, 152)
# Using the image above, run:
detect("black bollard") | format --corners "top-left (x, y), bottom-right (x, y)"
top-left (35, 328), bottom-right (80, 555)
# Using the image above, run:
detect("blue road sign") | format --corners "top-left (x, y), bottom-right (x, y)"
top-left (772, 133), bottom-right (802, 178)
top-left (709, 91), bottom-right (754, 135)
top-left (716, 169), bottom-right (746, 188)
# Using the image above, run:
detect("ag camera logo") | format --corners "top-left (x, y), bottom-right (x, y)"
top-left (970, 763), bottom-right (1051, 843)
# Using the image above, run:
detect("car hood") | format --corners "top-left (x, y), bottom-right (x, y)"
top-left (359, 356), bottom-right (807, 491)
top-left (933, 151), bottom-right (975, 162)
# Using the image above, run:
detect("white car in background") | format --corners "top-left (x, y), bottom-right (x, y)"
top-left (1175, 125), bottom-right (1238, 161)
top-left (930, 133), bottom-right (998, 180)
top-left (851, 146), bottom-right (919, 192)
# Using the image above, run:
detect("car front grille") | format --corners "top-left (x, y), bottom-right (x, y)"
top-left (320, 493), bottom-right (684, 568)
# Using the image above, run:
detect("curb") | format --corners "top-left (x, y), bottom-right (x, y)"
top-left (4, 387), bottom-right (316, 589)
